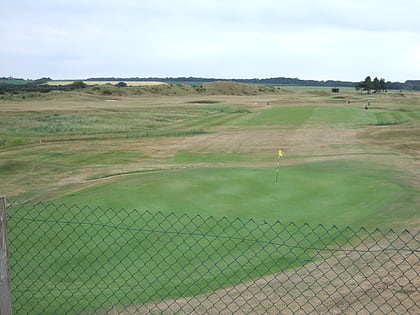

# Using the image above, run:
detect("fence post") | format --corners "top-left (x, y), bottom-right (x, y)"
top-left (0, 196), bottom-right (12, 315)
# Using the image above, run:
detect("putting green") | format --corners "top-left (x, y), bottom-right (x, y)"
top-left (55, 160), bottom-right (417, 229)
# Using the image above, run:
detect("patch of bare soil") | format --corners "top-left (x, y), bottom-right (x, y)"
top-left (107, 236), bottom-right (419, 314)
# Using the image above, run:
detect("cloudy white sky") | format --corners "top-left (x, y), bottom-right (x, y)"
top-left (1, 0), bottom-right (419, 81)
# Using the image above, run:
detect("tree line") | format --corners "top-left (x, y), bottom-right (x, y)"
top-left (0, 79), bottom-right (84, 94)
top-left (355, 76), bottom-right (387, 94)
top-left (354, 77), bottom-right (420, 93)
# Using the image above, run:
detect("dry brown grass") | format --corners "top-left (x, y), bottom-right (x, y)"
top-left (108, 236), bottom-right (419, 314)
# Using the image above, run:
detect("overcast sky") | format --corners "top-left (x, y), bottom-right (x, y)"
top-left (1, 0), bottom-right (419, 81)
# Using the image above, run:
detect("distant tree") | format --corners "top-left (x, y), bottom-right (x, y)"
top-left (356, 76), bottom-right (384, 94)
top-left (115, 82), bottom-right (128, 87)
top-left (379, 78), bottom-right (387, 92)
top-left (363, 76), bottom-right (373, 94)
top-left (70, 81), bottom-right (87, 90)
top-left (372, 77), bottom-right (381, 93)
top-left (355, 81), bottom-right (364, 94)
top-left (33, 77), bottom-right (52, 85)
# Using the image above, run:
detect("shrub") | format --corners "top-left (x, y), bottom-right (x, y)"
top-left (70, 81), bottom-right (87, 90)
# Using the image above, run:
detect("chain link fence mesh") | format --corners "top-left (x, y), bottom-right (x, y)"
top-left (6, 200), bottom-right (419, 314)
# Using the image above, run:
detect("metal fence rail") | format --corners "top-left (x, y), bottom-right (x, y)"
top-left (6, 200), bottom-right (419, 314)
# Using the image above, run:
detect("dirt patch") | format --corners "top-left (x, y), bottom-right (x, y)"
top-left (107, 237), bottom-right (419, 314)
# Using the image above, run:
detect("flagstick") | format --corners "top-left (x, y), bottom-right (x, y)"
top-left (276, 149), bottom-right (284, 183)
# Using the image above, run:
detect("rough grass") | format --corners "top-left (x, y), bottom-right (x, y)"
top-left (0, 104), bottom-right (243, 147)
top-left (202, 81), bottom-right (279, 95)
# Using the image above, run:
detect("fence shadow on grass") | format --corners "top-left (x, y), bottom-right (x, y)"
top-left (6, 200), bottom-right (419, 314)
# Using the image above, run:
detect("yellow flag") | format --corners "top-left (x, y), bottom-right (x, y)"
top-left (278, 150), bottom-right (284, 157)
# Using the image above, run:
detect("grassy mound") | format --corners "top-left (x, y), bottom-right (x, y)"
top-left (202, 81), bottom-right (278, 95)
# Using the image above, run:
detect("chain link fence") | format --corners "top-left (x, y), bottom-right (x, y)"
top-left (5, 200), bottom-right (419, 314)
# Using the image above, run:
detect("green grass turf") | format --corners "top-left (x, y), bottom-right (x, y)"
top-left (232, 106), bottom-right (315, 127)
top-left (228, 105), bottom-right (418, 128)
top-left (9, 159), bottom-right (417, 313)
top-left (9, 200), bottom-right (330, 314)
top-left (53, 160), bottom-right (418, 229)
